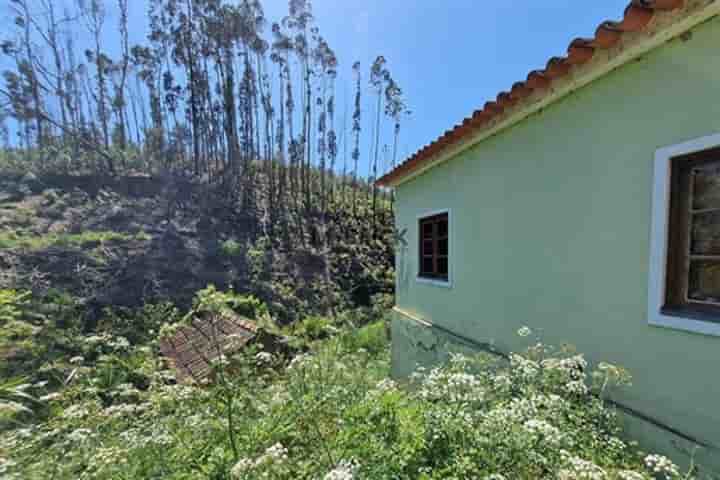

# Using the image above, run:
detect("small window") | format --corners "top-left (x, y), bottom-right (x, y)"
top-left (664, 147), bottom-right (720, 320)
top-left (418, 212), bottom-right (449, 282)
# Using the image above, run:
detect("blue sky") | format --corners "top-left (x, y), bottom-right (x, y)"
top-left (266, 0), bottom-right (631, 164)
top-left (2, 0), bottom-right (630, 172)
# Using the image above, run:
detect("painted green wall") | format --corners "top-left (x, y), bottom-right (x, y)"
top-left (393, 16), bottom-right (720, 472)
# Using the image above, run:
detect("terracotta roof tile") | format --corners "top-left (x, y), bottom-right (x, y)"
top-left (376, 0), bottom-right (690, 187)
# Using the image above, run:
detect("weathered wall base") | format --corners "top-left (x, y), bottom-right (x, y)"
top-left (391, 309), bottom-right (720, 475)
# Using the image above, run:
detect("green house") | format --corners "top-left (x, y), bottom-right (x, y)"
top-left (378, 0), bottom-right (720, 472)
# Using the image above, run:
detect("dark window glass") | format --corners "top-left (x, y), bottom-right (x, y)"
top-left (422, 257), bottom-right (434, 274)
top-left (438, 238), bottom-right (448, 256)
top-left (438, 221), bottom-right (448, 237)
top-left (418, 213), bottom-right (449, 281)
top-left (437, 257), bottom-right (448, 276)
top-left (422, 240), bottom-right (434, 256)
top-left (422, 222), bottom-right (433, 238)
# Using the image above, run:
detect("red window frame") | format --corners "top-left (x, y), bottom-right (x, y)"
top-left (418, 212), bottom-right (449, 281)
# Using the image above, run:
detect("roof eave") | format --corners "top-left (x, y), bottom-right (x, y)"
top-left (377, 0), bottom-right (720, 189)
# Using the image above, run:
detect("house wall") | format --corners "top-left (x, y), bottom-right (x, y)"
top-left (392, 16), bottom-right (720, 472)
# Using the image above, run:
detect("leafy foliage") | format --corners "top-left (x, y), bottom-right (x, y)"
top-left (0, 293), bottom-right (694, 479)
top-left (0, 290), bottom-right (29, 324)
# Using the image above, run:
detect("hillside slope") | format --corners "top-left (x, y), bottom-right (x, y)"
top-left (0, 172), bottom-right (395, 326)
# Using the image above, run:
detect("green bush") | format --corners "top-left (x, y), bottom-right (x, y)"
top-left (97, 302), bottom-right (180, 345)
top-left (221, 239), bottom-right (243, 257)
top-left (189, 285), bottom-right (268, 320)
top-left (292, 315), bottom-right (334, 340)
top-left (0, 290), bottom-right (29, 324)
top-left (341, 320), bottom-right (388, 355)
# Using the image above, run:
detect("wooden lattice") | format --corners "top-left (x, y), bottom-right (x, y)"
top-left (159, 312), bottom-right (259, 382)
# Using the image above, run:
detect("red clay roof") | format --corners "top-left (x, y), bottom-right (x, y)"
top-left (377, 0), bottom-right (688, 187)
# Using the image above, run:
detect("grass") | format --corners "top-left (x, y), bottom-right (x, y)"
top-left (0, 230), bottom-right (148, 251)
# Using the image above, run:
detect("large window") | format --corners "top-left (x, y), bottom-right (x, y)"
top-left (649, 135), bottom-right (720, 336)
top-left (664, 147), bottom-right (720, 319)
top-left (418, 212), bottom-right (449, 282)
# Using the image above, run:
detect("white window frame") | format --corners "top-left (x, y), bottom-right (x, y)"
top-left (648, 132), bottom-right (720, 337)
top-left (416, 208), bottom-right (453, 288)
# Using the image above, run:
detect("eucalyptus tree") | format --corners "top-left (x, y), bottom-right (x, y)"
top-left (5, 0), bottom-right (44, 147)
top-left (79, 0), bottom-right (112, 159)
top-left (0, 108), bottom-right (9, 148)
top-left (384, 75), bottom-right (409, 171)
top-left (351, 60), bottom-right (361, 216)
top-left (63, 21), bottom-right (86, 150)
top-left (369, 55), bottom-right (388, 230)
top-left (163, 0), bottom-right (204, 173)
top-left (37, 0), bottom-right (72, 137)
top-left (313, 36), bottom-right (336, 216)
top-left (283, 0), bottom-right (315, 210)
top-left (111, 0), bottom-right (131, 151)
top-left (271, 20), bottom-right (295, 198)
top-left (1, 45), bottom-right (33, 150)
top-left (131, 44), bottom-right (165, 162)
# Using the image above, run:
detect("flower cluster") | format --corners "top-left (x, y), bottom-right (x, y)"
top-left (644, 454), bottom-right (680, 479)
top-left (510, 353), bottom-right (539, 380)
top-left (522, 419), bottom-right (563, 445)
top-left (415, 366), bottom-right (485, 404)
top-left (230, 443), bottom-right (289, 479)
top-left (323, 459), bottom-right (358, 480)
top-left (517, 326), bottom-right (532, 337)
top-left (557, 456), bottom-right (606, 480)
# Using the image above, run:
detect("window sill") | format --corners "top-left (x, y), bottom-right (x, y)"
top-left (649, 308), bottom-right (720, 337)
top-left (416, 276), bottom-right (452, 289)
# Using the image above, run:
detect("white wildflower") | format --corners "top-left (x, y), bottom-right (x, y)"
top-left (606, 436), bottom-right (626, 453)
top-left (523, 419), bottom-right (563, 445)
top-left (260, 442), bottom-right (288, 464)
top-left (230, 442), bottom-right (289, 477)
top-left (108, 336), bottom-right (130, 350)
top-left (517, 326), bottom-right (532, 337)
top-left (62, 403), bottom-right (90, 419)
top-left (617, 471), bottom-right (647, 480)
top-left (67, 428), bottom-right (93, 443)
top-left (564, 380), bottom-right (589, 395)
top-left (288, 354), bottom-right (310, 370)
top-left (644, 454), bottom-right (680, 479)
top-left (69, 356), bottom-right (84, 364)
top-left (102, 403), bottom-right (149, 417)
top-left (510, 353), bottom-right (539, 380)
top-left (491, 374), bottom-right (511, 391)
top-left (230, 458), bottom-right (254, 478)
top-left (376, 379), bottom-right (397, 392)
top-left (255, 351), bottom-right (274, 364)
top-left (113, 383), bottom-right (140, 398)
top-left (558, 456), bottom-right (606, 480)
top-left (211, 354), bottom-right (230, 368)
top-left (83, 334), bottom-right (106, 345)
top-left (448, 352), bottom-right (470, 365)
top-left (324, 459), bottom-right (358, 480)
top-left (417, 367), bottom-right (485, 403)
